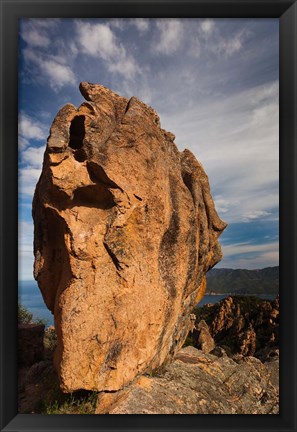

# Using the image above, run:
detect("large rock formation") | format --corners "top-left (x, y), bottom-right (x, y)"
top-left (193, 295), bottom-right (279, 358)
top-left (33, 82), bottom-right (226, 392)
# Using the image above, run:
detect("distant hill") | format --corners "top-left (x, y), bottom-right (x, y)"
top-left (206, 266), bottom-right (279, 295)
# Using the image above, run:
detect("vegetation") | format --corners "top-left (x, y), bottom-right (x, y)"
top-left (42, 390), bottom-right (98, 414)
top-left (18, 303), bottom-right (47, 326)
top-left (206, 266), bottom-right (279, 294)
top-left (44, 326), bottom-right (57, 351)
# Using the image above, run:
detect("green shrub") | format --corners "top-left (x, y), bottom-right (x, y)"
top-left (43, 391), bottom-right (98, 414)
top-left (44, 326), bottom-right (57, 351)
top-left (18, 303), bottom-right (47, 326)
top-left (18, 303), bottom-right (33, 324)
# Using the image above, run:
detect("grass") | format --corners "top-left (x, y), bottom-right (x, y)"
top-left (42, 390), bottom-right (98, 414)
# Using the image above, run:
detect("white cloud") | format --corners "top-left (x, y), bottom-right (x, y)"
top-left (19, 221), bottom-right (33, 251)
top-left (19, 136), bottom-right (29, 150)
top-left (200, 19), bottom-right (215, 36)
top-left (215, 29), bottom-right (251, 57)
top-left (222, 241), bottom-right (278, 257)
top-left (20, 19), bottom-right (60, 51)
top-left (242, 210), bottom-right (271, 222)
top-left (19, 249), bottom-right (34, 281)
top-left (69, 42), bottom-right (79, 57)
top-left (19, 113), bottom-right (48, 146)
top-left (22, 46), bottom-right (40, 64)
top-left (29, 19), bottom-right (60, 29)
top-left (75, 21), bottom-right (140, 79)
top-left (196, 21), bottom-right (251, 58)
top-left (213, 196), bottom-right (230, 214)
top-left (41, 60), bottom-right (76, 90)
top-left (109, 19), bottom-right (126, 31)
top-left (110, 18), bottom-right (149, 33)
top-left (22, 47), bottom-right (76, 91)
top-left (19, 167), bottom-right (41, 196)
top-left (132, 18), bottom-right (149, 32)
top-left (22, 146), bottom-right (45, 169)
top-left (19, 220), bottom-right (34, 281)
top-left (108, 56), bottom-right (140, 78)
top-left (219, 241), bottom-right (279, 269)
top-left (155, 19), bottom-right (184, 55)
top-left (21, 19), bottom-right (78, 91)
top-left (21, 29), bottom-right (50, 48)
top-left (76, 21), bottom-right (120, 59)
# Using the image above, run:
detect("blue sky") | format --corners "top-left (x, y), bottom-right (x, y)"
top-left (18, 18), bottom-right (279, 281)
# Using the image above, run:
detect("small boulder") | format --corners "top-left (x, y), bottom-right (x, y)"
top-left (195, 320), bottom-right (215, 353)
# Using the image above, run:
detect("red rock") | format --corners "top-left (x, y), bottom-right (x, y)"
top-left (33, 82), bottom-right (226, 392)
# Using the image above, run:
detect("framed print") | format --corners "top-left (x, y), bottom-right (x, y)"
top-left (1, 0), bottom-right (296, 431)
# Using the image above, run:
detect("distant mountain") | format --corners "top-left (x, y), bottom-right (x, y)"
top-left (206, 266), bottom-right (279, 295)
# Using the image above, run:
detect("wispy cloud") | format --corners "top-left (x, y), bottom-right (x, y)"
top-left (19, 167), bottom-right (41, 196)
top-left (213, 29), bottom-right (251, 57)
top-left (197, 19), bottom-right (252, 57)
top-left (75, 21), bottom-right (141, 79)
top-left (27, 18), bottom-right (60, 30)
top-left (18, 113), bottom-right (48, 148)
top-left (109, 18), bottom-right (149, 33)
top-left (19, 221), bottom-right (34, 251)
top-left (200, 19), bottom-right (215, 36)
top-left (22, 146), bottom-right (45, 168)
top-left (242, 210), bottom-right (271, 222)
top-left (219, 240), bottom-right (279, 269)
top-left (222, 240), bottom-right (278, 257)
top-left (41, 59), bottom-right (76, 90)
top-left (152, 19), bottom-right (251, 59)
top-left (76, 21), bottom-right (120, 59)
top-left (154, 19), bottom-right (184, 55)
top-left (20, 19), bottom-right (60, 48)
top-left (21, 18), bottom-right (77, 91)
top-left (19, 221), bottom-right (34, 280)
top-left (131, 18), bottom-right (149, 33)
top-left (21, 29), bottom-right (50, 48)
top-left (22, 46), bottom-right (77, 91)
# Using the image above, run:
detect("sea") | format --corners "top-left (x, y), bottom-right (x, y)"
top-left (18, 280), bottom-right (277, 328)
top-left (19, 280), bottom-right (55, 327)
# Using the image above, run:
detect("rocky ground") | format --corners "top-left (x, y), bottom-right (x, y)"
top-left (95, 346), bottom-right (278, 414)
top-left (18, 295), bottom-right (279, 414)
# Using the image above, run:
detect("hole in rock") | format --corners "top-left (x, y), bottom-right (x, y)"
top-left (72, 184), bottom-right (116, 209)
top-left (74, 148), bottom-right (87, 162)
top-left (69, 115), bottom-right (85, 150)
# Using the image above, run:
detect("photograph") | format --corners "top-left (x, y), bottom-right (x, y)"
top-left (17, 17), bottom-right (279, 415)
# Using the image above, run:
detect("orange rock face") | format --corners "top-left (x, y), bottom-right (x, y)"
top-left (33, 82), bottom-right (227, 392)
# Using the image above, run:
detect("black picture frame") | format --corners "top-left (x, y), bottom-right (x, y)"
top-left (1, 1), bottom-right (296, 431)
